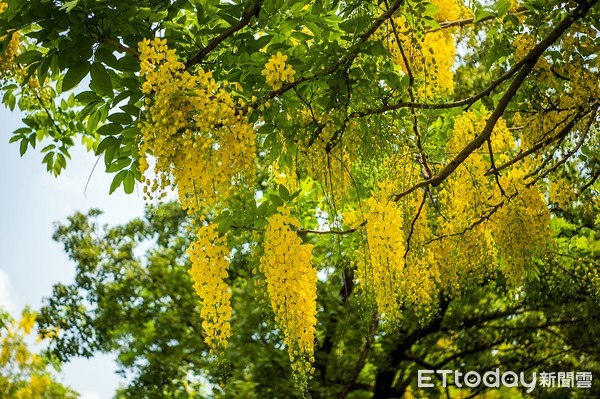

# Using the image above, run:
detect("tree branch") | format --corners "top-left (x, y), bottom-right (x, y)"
top-left (97, 36), bottom-right (139, 58)
top-left (185, 1), bottom-right (264, 70)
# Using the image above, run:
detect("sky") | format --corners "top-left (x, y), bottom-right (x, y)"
top-left (0, 105), bottom-right (147, 398)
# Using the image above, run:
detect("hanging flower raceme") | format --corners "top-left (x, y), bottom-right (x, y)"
top-left (138, 38), bottom-right (256, 215)
top-left (354, 186), bottom-right (406, 322)
top-left (376, 0), bottom-right (470, 99)
top-left (187, 224), bottom-right (232, 352)
top-left (260, 206), bottom-right (317, 385)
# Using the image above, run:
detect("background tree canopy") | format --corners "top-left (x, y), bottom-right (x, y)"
top-left (1, 0), bottom-right (599, 397)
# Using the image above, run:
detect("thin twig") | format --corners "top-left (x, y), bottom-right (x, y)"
top-left (404, 190), bottom-right (427, 259)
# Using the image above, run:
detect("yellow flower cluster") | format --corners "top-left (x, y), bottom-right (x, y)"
top-left (514, 33), bottom-right (550, 70)
top-left (260, 206), bottom-right (317, 383)
top-left (291, 109), bottom-right (363, 207)
top-left (17, 310), bottom-right (36, 335)
top-left (437, 112), bottom-right (549, 288)
top-left (402, 195), bottom-right (440, 316)
top-left (381, 0), bottom-right (468, 98)
top-left (355, 187), bottom-right (406, 321)
top-left (435, 113), bottom-right (505, 287)
top-left (15, 375), bottom-right (51, 399)
top-left (187, 224), bottom-right (232, 352)
top-left (0, 32), bottom-right (19, 75)
top-left (432, 0), bottom-right (464, 22)
top-left (262, 51), bottom-right (296, 91)
top-left (550, 178), bottom-right (575, 211)
top-left (0, 3), bottom-right (21, 76)
top-left (493, 169), bottom-right (550, 284)
top-left (138, 38), bottom-right (256, 215)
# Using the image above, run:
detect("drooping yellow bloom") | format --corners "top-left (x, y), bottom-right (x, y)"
top-left (378, 0), bottom-right (469, 99)
top-left (355, 190), bottom-right (406, 321)
top-left (260, 206), bottom-right (317, 384)
top-left (138, 38), bottom-right (256, 215)
top-left (187, 224), bottom-right (232, 352)
top-left (493, 168), bottom-right (550, 284)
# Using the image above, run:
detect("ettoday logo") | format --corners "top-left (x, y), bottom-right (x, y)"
top-left (418, 369), bottom-right (593, 392)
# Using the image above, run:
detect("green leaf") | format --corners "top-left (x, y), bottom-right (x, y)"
top-left (109, 170), bottom-right (128, 194)
top-left (124, 170), bottom-right (138, 194)
top-left (13, 50), bottom-right (43, 65)
top-left (474, 9), bottom-right (496, 23)
top-left (87, 110), bottom-right (102, 132)
top-left (493, 0), bottom-right (510, 16)
top-left (94, 47), bottom-right (120, 70)
top-left (289, 189), bottom-right (301, 201)
top-left (3, 91), bottom-right (16, 111)
top-left (62, 62), bottom-right (90, 92)
top-left (149, 10), bottom-right (168, 22)
top-left (107, 157), bottom-right (131, 173)
top-left (217, 214), bottom-right (234, 235)
top-left (256, 201), bottom-right (270, 217)
top-left (121, 127), bottom-right (138, 139)
top-left (42, 151), bottom-right (54, 164)
top-left (269, 194), bottom-right (284, 207)
top-left (76, 91), bottom-right (102, 104)
top-left (97, 123), bottom-right (123, 136)
top-left (90, 63), bottom-right (114, 97)
top-left (60, 0), bottom-right (79, 12)
top-left (41, 144), bottom-right (56, 153)
top-left (422, 16), bottom-right (441, 29)
top-left (423, 2), bottom-right (440, 16)
top-left (117, 55), bottom-right (139, 72)
top-left (96, 136), bottom-right (118, 155)
top-left (107, 113), bottom-right (132, 124)
top-left (278, 184), bottom-right (290, 201)
top-left (19, 139), bottom-right (28, 156)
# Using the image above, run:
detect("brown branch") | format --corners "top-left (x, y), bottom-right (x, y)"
top-left (350, 49), bottom-right (535, 119)
top-left (391, 0), bottom-right (597, 202)
top-left (578, 170), bottom-right (600, 196)
top-left (232, 223), bottom-right (363, 235)
top-left (527, 108), bottom-right (596, 181)
top-left (98, 36), bottom-right (139, 58)
top-left (424, 199), bottom-right (506, 245)
top-left (491, 105), bottom-right (596, 176)
top-left (351, 3), bottom-right (589, 120)
top-left (296, 227), bottom-right (360, 235)
top-left (185, 1), bottom-right (263, 70)
top-left (486, 139), bottom-right (507, 197)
